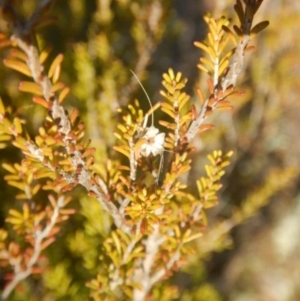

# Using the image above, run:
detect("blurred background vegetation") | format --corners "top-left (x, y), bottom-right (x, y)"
top-left (0, 0), bottom-right (299, 300)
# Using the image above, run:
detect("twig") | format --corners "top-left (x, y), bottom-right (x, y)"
top-left (186, 1), bottom-right (254, 143)
top-left (7, 6), bottom-right (130, 232)
top-left (1, 196), bottom-right (65, 300)
top-left (150, 246), bottom-right (181, 286)
top-left (132, 225), bottom-right (165, 301)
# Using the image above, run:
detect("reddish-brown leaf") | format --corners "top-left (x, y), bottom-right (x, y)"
top-left (33, 97), bottom-right (51, 109)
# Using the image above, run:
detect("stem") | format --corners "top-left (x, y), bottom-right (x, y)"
top-left (8, 8), bottom-right (129, 232)
top-left (1, 196), bottom-right (64, 300)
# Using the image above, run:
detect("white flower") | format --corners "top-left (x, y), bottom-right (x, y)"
top-left (139, 126), bottom-right (165, 157)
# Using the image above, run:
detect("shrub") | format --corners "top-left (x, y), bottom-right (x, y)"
top-left (0, 1), bottom-right (278, 300)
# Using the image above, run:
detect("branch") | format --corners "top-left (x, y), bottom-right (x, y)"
top-left (150, 246), bottom-right (181, 286)
top-left (1, 196), bottom-right (65, 300)
top-left (185, 1), bottom-right (256, 143)
top-left (132, 225), bottom-right (165, 301)
top-left (4, 5), bottom-right (130, 232)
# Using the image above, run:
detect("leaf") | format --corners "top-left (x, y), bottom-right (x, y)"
top-left (250, 20), bottom-right (269, 39)
top-left (140, 218), bottom-right (148, 234)
top-left (7, 181), bottom-right (26, 191)
top-left (61, 183), bottom-right (76, 192)
top-left (207, 78), bottom-right (214, 94)
top-left (233, 25), bottom-right (243, 36)
top-left (33, 97), bottom-right (51, 109)
top-left (227, 150), bottom-right (234, 158)
top-left (58, 87), bottom-right (70, 103)
top-left (194, 41), bottom-right (210, 54)
top-left (113, 146), bottom-right (130, 158)
top-left (159, 120), bottom-right (176, 130)
top-left (40, 237), bottom-right (56, 250)
top-left (118, 165), bottom-right (130, 171)
top-left (244, 45), bottom-right (256, 53)
top-left (197, 63), bottom-right (210, 74)
top-left (218, 59), bottom-right (229, 77)
top-left (196, 88), bottom-right (205, 105)
top-left (0, 39), bottom-right (12, 49)
top-left (6, 217), bottom-right (23, 225)
top-left (222, 25), bottom-right (238, 46)
top-left (160, 106), bottom-right (175, 118)
top-left (51, 82), bottom-right (65, 93)
top-left (111, 231), bottom-right (122, 255)
top-left (216, 105), bottom-right (233, 111)
top-left (8, 49), bottom-right (27, 62)
top-left (2, 163), bottom-right (16, 174)
top-left (219, 48), bottom-right (235, 67)
top-left (199, 124), bottom-right (215, 133)
top-left (3, 59), bottom-right (32, 77)
top-left (168, 68), bottom-right (175, 80)
top-left (175, 72), bottom-right (182, 82)
top-left (45, 136), bottom-right (57, 145)
top-left (117, 123), bottom-right (129, 133)
top-left (48, 54), bottom-right (64, 79)
top-left (234, 0), bottom-right (244, 25)
top-left (82, 147), bottom-right (96, 158)
top-left (8, 209), bottom-right (23, 218)
top-left (19, 82), bottom-right (43, 95)
top-left (32, 184), bottom-right (41, 196)
top-left (13, 117), bottom-right (23, 134)
top-left (178, 93), bottom-right (190, 110)
top-left (200, 57), bottom-right (214, 71)
top-left (48, 195), bottom-right (57, 208)
top-left (34, 170), bottom-right (56, 180)
top-left (52, 63), bottom-right (61, 83)
top-left (39, 45), bottom-right (53, 64)
top-left (12, 138), bottom-right (28, 151)
top-left (160, 101), bottom-right (174, 113)
top-left (203, 199), bottom-right (218, 208)
top-left (208, 19), bottom-right (217, 37)
top-left (183, 232), bottom-right (203, 243)
top-left (0, 134), bottom-right (12, 142)
top-left (0, 97), bottom-right (5, 114)
top-left (70, 108), bottom-right (79, 125)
